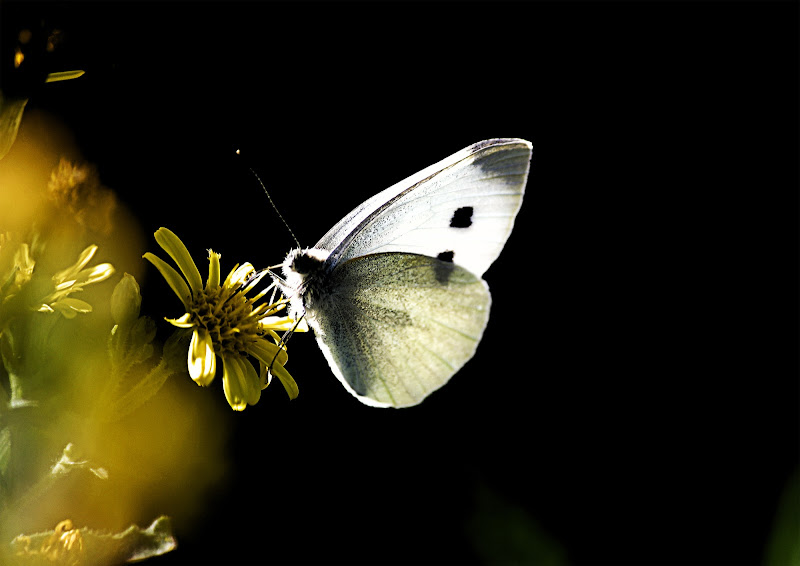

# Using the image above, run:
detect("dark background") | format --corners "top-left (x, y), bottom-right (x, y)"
top-left (2, 1), bottom-right (798, 564)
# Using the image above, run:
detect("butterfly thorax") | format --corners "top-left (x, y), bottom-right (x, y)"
top-left (280, 247), bottom-right (332, 320)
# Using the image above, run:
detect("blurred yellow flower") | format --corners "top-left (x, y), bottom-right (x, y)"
top-left (38, 244), bottom-right (115, 318)
top-left (143, 227), bottom-right (305, 411)
top-left (0, 234), bottom-right (114, 323)
top-left (12, 519), bottom-right (84, 565)
top-left (0, 233), bottom-right (35, 297)
top-left (47, 158), bottom-right (117, 236)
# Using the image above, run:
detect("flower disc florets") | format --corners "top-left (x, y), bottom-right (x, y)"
top-left (193, 284), bottom-right (257, 357)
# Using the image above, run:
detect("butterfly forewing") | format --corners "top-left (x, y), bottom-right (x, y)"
top-left (307, 253), bottom-right (491, 407)
top-left (317, 138), bottom-right (532, 277)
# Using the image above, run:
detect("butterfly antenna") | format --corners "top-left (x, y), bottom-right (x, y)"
top-left (236, 150), bottom-right (301, 249)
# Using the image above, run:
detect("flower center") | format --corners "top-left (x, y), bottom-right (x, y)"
top-left (191, 287), bottom-right (258, 356)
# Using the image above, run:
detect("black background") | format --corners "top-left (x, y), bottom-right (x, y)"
top-left (2, 1), bottom-right (798, 564)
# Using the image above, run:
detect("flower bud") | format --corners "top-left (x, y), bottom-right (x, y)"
top-left (111, 273), bottom-right (141, 326)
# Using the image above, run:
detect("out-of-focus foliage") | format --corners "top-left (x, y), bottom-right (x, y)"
top-left (0, 94), bottom-right (27, 162)
top-left (10, 490), bottom-right (176, 565)
top-left (764, 469), bottom-right (800, 566)
top-left (0, 116), bottom-right (229, 564)
top-left (467, 479), bottom-right (567, 565)
top-left (0, 12), bottom-right (84, 161)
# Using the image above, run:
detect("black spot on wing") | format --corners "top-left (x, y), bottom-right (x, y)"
top-left (437, 250), bottom-right (454, 263)
top-left (434, 251), bottom-right (456, 284)
top-left (450, 206), bottom-right (473, 228)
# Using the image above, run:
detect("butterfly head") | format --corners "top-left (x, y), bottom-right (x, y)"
top-left (280, 247), bottom-right (330, 315)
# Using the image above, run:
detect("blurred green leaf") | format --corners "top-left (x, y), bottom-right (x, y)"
top-left (764, 469), bottom-right (800, 566)
top-left (8, 515), bottom-right (176, 565)
top-left (0, 427), bottom-right (10, 499)
top-left (108, 357), bottom-right (173, 421)
top-left (1, 69), bottom-right (83, 160)
top-left (105, 275), bottom-right (184, 421)
top-left (108, 315), bottom-right (156, 381)
top-left (162, 328), bottom-right (191, 373)
top-left (115, 515), bottom-right (177, 562)
top-left (0, 93), bottom-right (27, 161)
top-left (468, 480), bottom-right (566, 566)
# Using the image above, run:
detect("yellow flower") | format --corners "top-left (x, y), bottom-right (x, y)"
top-left (0, 233), bottom-right (114, 321)
top-left (38, 244), bottom-right (115, 318)
top-left (0, 233), bottom-right (35, 300)
top-left (143, 227), bottom-right (305, 411)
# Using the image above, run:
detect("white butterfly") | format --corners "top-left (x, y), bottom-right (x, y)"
top-left (278, 138), bottom-right (532, 408)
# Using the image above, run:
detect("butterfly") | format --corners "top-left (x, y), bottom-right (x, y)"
top-left (278, 138), bottom-right (532, 407)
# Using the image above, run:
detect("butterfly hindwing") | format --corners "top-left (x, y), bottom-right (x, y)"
top-left (317, 138), bottom-right (532, 277)
top-left (305, 252), bottom-right (491, 407)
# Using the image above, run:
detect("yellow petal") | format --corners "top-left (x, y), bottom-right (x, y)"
top-left (188, 328), bottom-right (216, 386)
top-left (240, 269), bottom-right (268, 295)
top-left (154, 228), bottom-right (204, 295)
top-left (40, 298), bottom-right (93, 318)
top-left (207, 250), bottom-right (221, 290)
top-left (250, 281), bottom-right (279, 303)
top-left (52, 245), bottom-right (97, 282)
top-left (53, 279), bottom-right (77, 292)
top-left (247, 336), bottom-right (288, 367)
top-left (222, 354), bottom-right (261, 411)
top-left (143, 252), bottom-right (192, 310)
top-left (165, 312), bottom-right (195, 328)
top-left (243, 361), bottom-right (262, 405)
top-left (270, 362), bottom-right (299, 400)
top-left (74, 263), bottom-right (115, 286)
top-left (45, 69), bottom-right (85, 82)
top-left (13, 243), bottom-right (35, 283)
top-left (53, 297), bottom-right (93, 314)
top-left (259, 315), bottom-right (308, 332)
top-left (223, 262), bottom-right (254, 290)
top-left (250, 300), bottom-right (283, 319)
